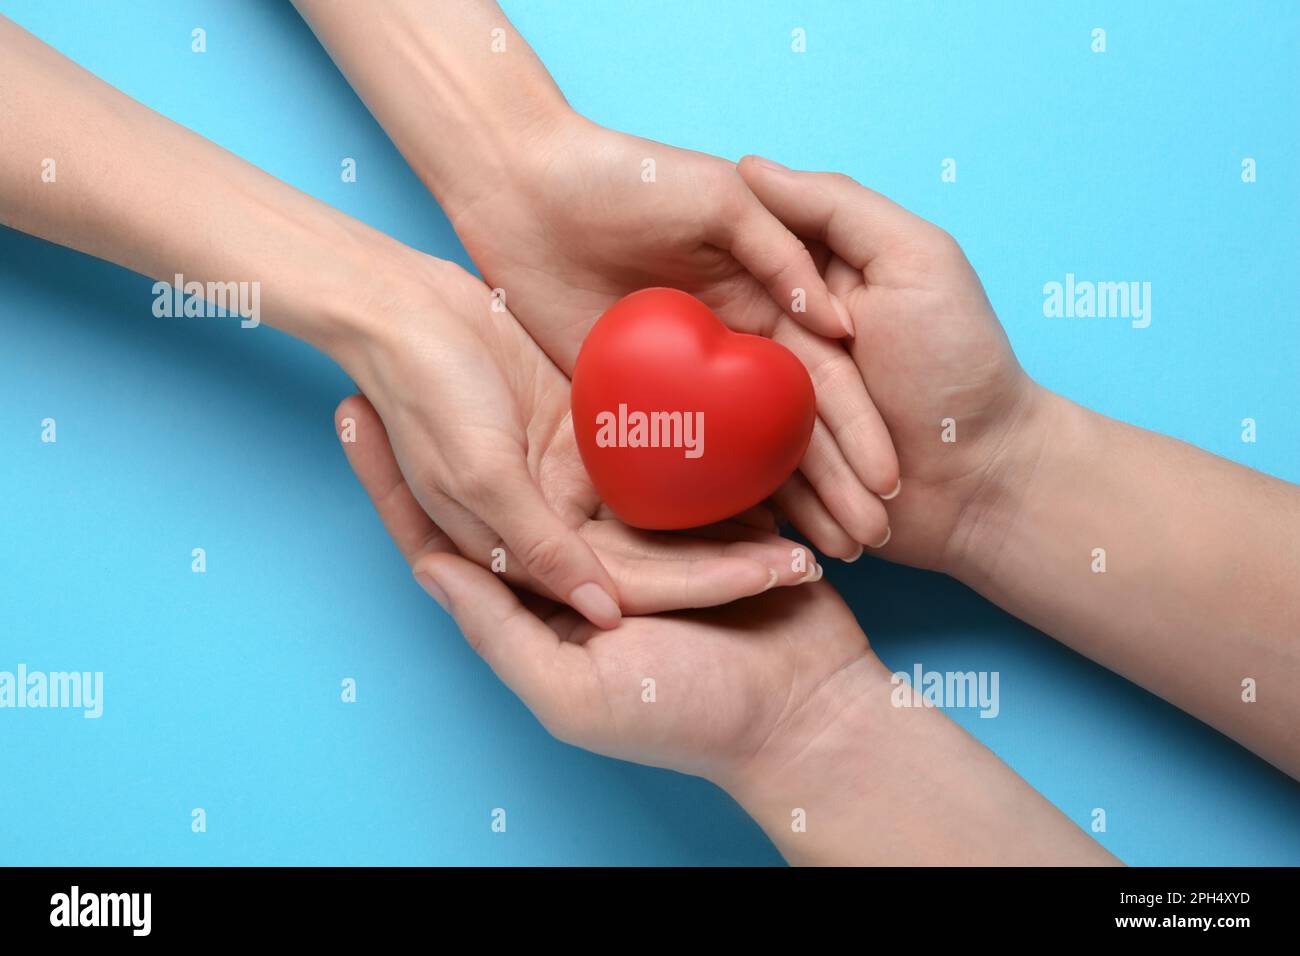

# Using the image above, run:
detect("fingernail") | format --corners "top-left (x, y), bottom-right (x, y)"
top-left (569, 582), bottom-right (621, 629)
top-left (844, 545), bottom-right (865, 564)
top-left (415, 570), bottom-right (449, 611)
top-left (751, 155), bottom-right (789, 172)
top-left (799, 563), bottom-right (819, 584)
top-left (831, 294), bottom-right (855, 337)
top-left (868, 527), bottom-right (892, 549)
top-left (809, 563), bottom-right (824, 582)
top-left (761, 568), bottom-right (779, 591)
top-left (881, 479), bottom-right (902, 501)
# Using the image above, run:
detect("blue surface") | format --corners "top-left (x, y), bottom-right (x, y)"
top-left (1, 0), bottom-right (1297, 865)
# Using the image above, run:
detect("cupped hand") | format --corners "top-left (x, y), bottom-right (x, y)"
top-left (446, 114), bottom-right (901, 559)
top-left (738, 158), bottom-right (1041, 574)
top-left (333, 261), bottom-right (823, 630)
top-left (336, 397), bottom-right (875, 781)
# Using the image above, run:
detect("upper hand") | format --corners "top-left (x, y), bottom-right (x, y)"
top-left (446, 113), bottom-right (901, 560)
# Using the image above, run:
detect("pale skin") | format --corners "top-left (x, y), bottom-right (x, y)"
top-left (5, 4), bottom-right (1295, 864)
top-left (736, 157), bottom-right (1300, 781)
top-left (336, 392), bottom-right (1117, 866)
top-left (340, 160), bottom-right (1298, 860)
top-left (0, 14), bottom-right (826, 629)
top-left (291, 0), bottom-right (902, 559)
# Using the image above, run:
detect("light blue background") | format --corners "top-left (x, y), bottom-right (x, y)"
top-left (1, 1), bottom-right (1297, 865)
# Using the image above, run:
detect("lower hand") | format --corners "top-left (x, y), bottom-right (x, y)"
top-left (336, 386), bottom-right (873, 780)
top-left (335, 409), bottom-right (1116, 866)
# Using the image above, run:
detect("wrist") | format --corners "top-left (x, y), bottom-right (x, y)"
top-left (297, 230), bottom-right (448, 386)
top-left (179, 178), bottom-right (432, 369)
top-left (715, 619), bottom-right (1116, 866)
top-left (296, 0), bottom-right (575, 230)
top-left (321, 247), bottom-right (460, 400)
top-left (943, 383), bottom-right (1094, 591)
top-left (711, 651), bottom-right (900, 865)
top-left (434, 100), bottom-right (588, 232)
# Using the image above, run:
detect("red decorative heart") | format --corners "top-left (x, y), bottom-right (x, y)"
top-left (571, 288), bottom-right (815, 530)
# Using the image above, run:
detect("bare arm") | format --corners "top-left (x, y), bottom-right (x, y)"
top-left (291, 0), bottom-right (906, 557)
top-left (0, 13), bottom-right (634, 628)
top-left (717, 649), bottom-right (1120, 866)
top-left (290, 0), bottom-right (566, 222)
top-left (338, 392), bottom-right (1118, 865)
top-left (954, 387), bottom-right (1300, 777)
top-left (0, 13), bottom-right (408, 355)
top-left (738, 159), bottom-right (1300, 779)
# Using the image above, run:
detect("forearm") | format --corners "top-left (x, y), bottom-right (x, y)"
top-left (718, 654), bottom-right (1116, 866)
top-left (952, 386), bottom-right (1300, 777)
top-left (0, 14), bottom-right (417, 357)
top-left (291, 0), bottom-right (570, 222)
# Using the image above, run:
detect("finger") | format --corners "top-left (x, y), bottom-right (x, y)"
top-left (335, 395), bottom-right (454, 563)
top-left (738, 156), bottom-right (926, 271)
top-left (606, 555), bottom-right (779, 613)
top-left (471, 467), bottom-right (623, 630)
top-left (823, 251), bottom-right (861, 296)
top-left (805, 238), bottom-right (834, 276)
top-left (412, 552), bottom-right (597, 733)
top-left (773, 319), bottom-right (901, 497)
top-left (719, 171), bottom-right (855, 338)
top-left (670, 522), bottom-right (819, 586)
top-left (797, 417), bottom-right (891, 548)
top-left (771, 472), bottom-right (862, 562)
top-left (583, 520), bottom-right (811, 589)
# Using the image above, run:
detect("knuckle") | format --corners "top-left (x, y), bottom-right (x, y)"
top-left (519, 532), bottom-right (568, 582)
top-left (762, 250), bottom-right (801, 288)
top-left (448, 462), bottom-right (500, 508)
top-left (712, 174), bottom-right (750, 221)
top-left (806, 350), bottom-right (854, 392)
top-left (779, 235), bottom-right (813, 272)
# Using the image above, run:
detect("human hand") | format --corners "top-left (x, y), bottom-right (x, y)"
top-left (446, 114), bottom-right (901, 560)
top-left (335, 386), bottom-right (873, 781)
top-left (335, 412), bottom-right (1116, 866)
top-left (738, 158), bottom-right (1044, 575)
top-left (333, 267), bottom-right (824, 631)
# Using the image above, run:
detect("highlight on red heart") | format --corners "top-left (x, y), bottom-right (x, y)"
top-left (571, 288), bottom-right (815, 531)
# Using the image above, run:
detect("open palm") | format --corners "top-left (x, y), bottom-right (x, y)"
top-left (342, 258), bottom-right (821, 626)
top-left (337, 384), bottom-right (874, 780)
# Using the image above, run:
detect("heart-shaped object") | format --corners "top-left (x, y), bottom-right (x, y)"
top-left (571, 288), bottom-right (815, 530)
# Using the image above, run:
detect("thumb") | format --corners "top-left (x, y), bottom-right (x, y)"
top-left (722, 174), bottom-right (854, 338)
top-left (413, 552), bottom-right (592, 734)
top-left (737, 155), bottom-right (924, 272)
top-left (471, 467), bottom-right (623, 630)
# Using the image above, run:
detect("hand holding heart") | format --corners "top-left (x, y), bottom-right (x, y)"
top-left (340, 156), bottom-right (949, 630)
top-left (336, 260), bottom-right (826, 631)
top-left (340, 148), bottom-right (1031, 635)
top-left (335, 391), bottom-right (874, 784)
top-left (446, 117), bottom-right (899, 558)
